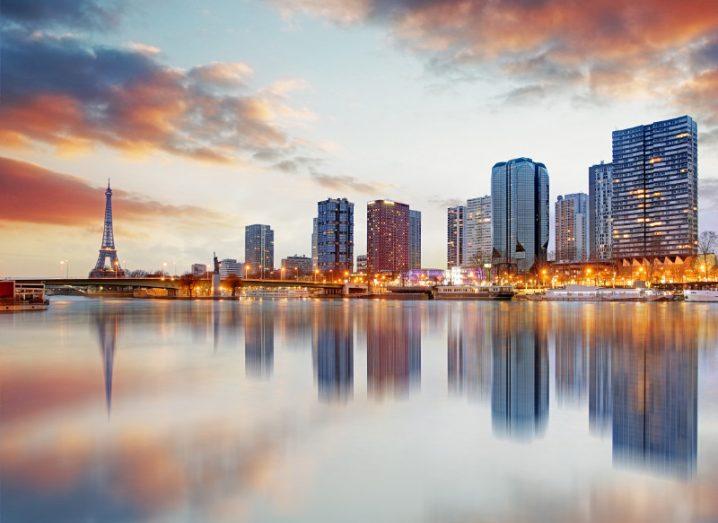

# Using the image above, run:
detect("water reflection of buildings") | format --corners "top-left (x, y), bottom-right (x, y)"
top-left (244, 306), bottom-right (274, 378)
top-left (588, 312), bottom-right (612, 435)
top-left (447, 303), bottom-right (491, 399)
top-left (491, 308), bottom-right (549, 440)
top-left (367, 303), bottom-right (421, 398)
top-left (611, 310), bottom-right (697, 476)
top-left (313, 304), bottom-right (354, 401)
top-left (554, 310), bottom-right (588, 405)
top-left (95, 310), bottom-right (119, 416)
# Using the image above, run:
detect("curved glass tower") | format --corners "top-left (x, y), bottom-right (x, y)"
top-left (491, 158), bottom-right (549, 273)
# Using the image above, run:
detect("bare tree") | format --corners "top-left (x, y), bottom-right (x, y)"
top-left (699, 231), bottom-right (717, 257)
top-left (226, 274), bottom-right (241, 297)
top-left (180, 273), bottom-right (197, 298)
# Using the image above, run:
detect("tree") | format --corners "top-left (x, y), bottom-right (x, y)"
top-left (180, 273), bottom-right (197, 298)
top-left (699, 231), bottom-right (717, 257)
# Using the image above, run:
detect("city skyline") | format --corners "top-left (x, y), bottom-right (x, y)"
top-left (2, 2), bottom-right (718, 277)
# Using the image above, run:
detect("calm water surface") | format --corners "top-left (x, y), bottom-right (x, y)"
top-left (2, 298), bottom-right (718, 522)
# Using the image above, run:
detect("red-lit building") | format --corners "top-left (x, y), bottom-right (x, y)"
top-left (367, 200), bottom-right (410, 274)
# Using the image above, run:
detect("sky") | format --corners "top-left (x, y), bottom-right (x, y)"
top-left (1, 0), bottom-right (718, 277)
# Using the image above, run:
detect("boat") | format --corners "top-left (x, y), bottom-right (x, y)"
top-left (433, 285), bottom-right (515, 300)
top-left (541, 284), bottom-right (673, 302)
top-left (684, 289), bottom-right (718, 302)
top-left (0, 280), bottom-right (49, 312)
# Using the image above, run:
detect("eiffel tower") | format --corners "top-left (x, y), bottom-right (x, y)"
top-left (89, 180), bottom-right (125, 278)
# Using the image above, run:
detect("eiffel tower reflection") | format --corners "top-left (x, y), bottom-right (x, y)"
top-left (95, 311), bottom-right (119, 416)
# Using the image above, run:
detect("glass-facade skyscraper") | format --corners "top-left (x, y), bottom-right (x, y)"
top-left (588, 162), bottom-right (613, 261)
top-left (612, 115), bottom-right (698, 260)
top-left (317, 198), bottom-right (354, 273)
top-left (491, 158), bottom-right (549, 273)
top-left (409, 210), bottom-right (422, 269)
top-left (447, 205), bottom-right (465, 268)
top-left (245, 224), bottom-right (274, 271)
top-left (555, 193), bottom-right (589, 263)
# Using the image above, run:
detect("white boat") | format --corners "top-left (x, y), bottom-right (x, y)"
top-left (684, 289), bottom-right (718, 302)
top-left (433, 285), bottom-right (514, 300)
top-left (542, 284), bottom-right (672, 302)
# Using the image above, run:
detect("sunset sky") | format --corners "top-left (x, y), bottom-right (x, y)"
top-left (2, 0), bottom-right (718, 276)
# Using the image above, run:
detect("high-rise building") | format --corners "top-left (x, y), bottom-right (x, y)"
top-left (409, 210), bottom-right (422, 269)
top-left (367, 200), bottom-right (410, 274)
top-left (281, 255), bottom-right (313, 275)
top-left (317, 198), bottom-right (354, 273)
top-left (311, 218), bottom-right (318, 270)
top-left (491, 157), bottom-right (549, 272)
top-left (447, 205), bottom-right (465, 268)
top-left (612, 115), bottom-right (698, 260)
top-left (245, 224), bottom-right (274, 271)
top-left (464, 195), bottom-right (492, 267)
top-left (555, 193), bottom-right (589, 263)
top-left (589, 162), bottom-right (613, 261)
top-left (219, 258), bottom-right (243, 278)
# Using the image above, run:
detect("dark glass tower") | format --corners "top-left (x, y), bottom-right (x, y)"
top-left (317, 198), bottom-right (354, 273)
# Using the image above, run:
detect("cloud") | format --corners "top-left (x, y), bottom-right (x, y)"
top-left (309, 169), bottom-right (390, 194)
top-left (272, 0), bottom-right (718, 137)
top-left (700, 178), bottom-right (718, 211)
top-left (428, 196), bottom-right (463, 209)
top-left (0, 0), bottom-right (124, 30)
top-left (0, 156), bottom-right (223, 227)
top-left (0, 29), bottom-right (310, 165)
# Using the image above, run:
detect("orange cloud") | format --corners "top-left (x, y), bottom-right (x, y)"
top-left (0, 156), bottom-right (223, 227)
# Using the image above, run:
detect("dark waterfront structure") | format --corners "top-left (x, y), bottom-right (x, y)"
top-left (409, 209), bottom-right (422, 270)
top-left (281, 255), bottom-right (313, 276)
top-left (367, 200), bottom-right (410, 274)
top-left (317, 198), bottom-right (354, 273)
top-left (491, 158), bottom-right (549, 273)
top-left (245, 224), bottom-right (274, 272)
top-left (611, 115), bottom-right (698, 261)
top-left (447, 205), bottom-right (465, 268)
top-left (589, 162), bottom-right (614, 261)
top-left (90, 180), bottom-right (125, 278)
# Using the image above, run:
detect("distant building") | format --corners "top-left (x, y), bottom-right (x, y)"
top-left (447, 205), bottom-right (465, 268)
top-left (356, 254), bottom-right (367, 273)
top-left (191, 263), bottom-right (208, 278)
top-left (317, 198), bottom-right (354, 273)
top-left (555, 193), bottom-right (589, 263)
top-left (612, 115), bottom-right (698, 260)
top-left (219, 258), bottom-right (243, 278)
top-left (245, 224), bottom-right (274, 272)
top-left (409, 210), bottom-right (422, 269)
top-left (281, 255), bottom-right (313, 275)
top-left (367, 200), bottom-right (410, 274)
top-left (311, 217), bottom-right (318, 270)
top-left (464, 195), bottom-right (492, 267)
top-left (589, 162), bottom-right (613, 261)
top-left (491, 157), bottom-right (549, 272)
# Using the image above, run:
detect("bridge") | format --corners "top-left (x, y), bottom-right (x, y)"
top-left (20, 277), bottom-right (365, 296)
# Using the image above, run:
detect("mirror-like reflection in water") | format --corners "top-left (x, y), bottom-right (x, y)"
top-left (2, 298), bottom-right (718, 522)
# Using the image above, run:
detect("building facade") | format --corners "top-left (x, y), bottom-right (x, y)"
top-left (317, 198), bottom-right (354, 273)
top-left (219, 258), bottom-right (243, 278)
top-left (589, 162), bottom-right (613, 261)
top-left (245, 224), bottom-right (274, 271)
top-left (491, 157), bottom-right (550, 272)
top-left (409, 210), bottom-right (422, 269)
top-left (356, 255), bottom-right (367, 273)
top-left (191, 263), bottom-right (208, 278)
top-left (367, 200), bottom-right (410, 274)
top-left (464, 195), bottom-right (492, 267)
top-left (311, 217), bottom-right (318, 270)
top-left (281, 255), bottom-right (313, 275)
top-left (555, 193), bottom-right (589, 263)
top-left (612, 115), bottom-right (698, 260)
top-left (447, 205), bottom-right (465, 268)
